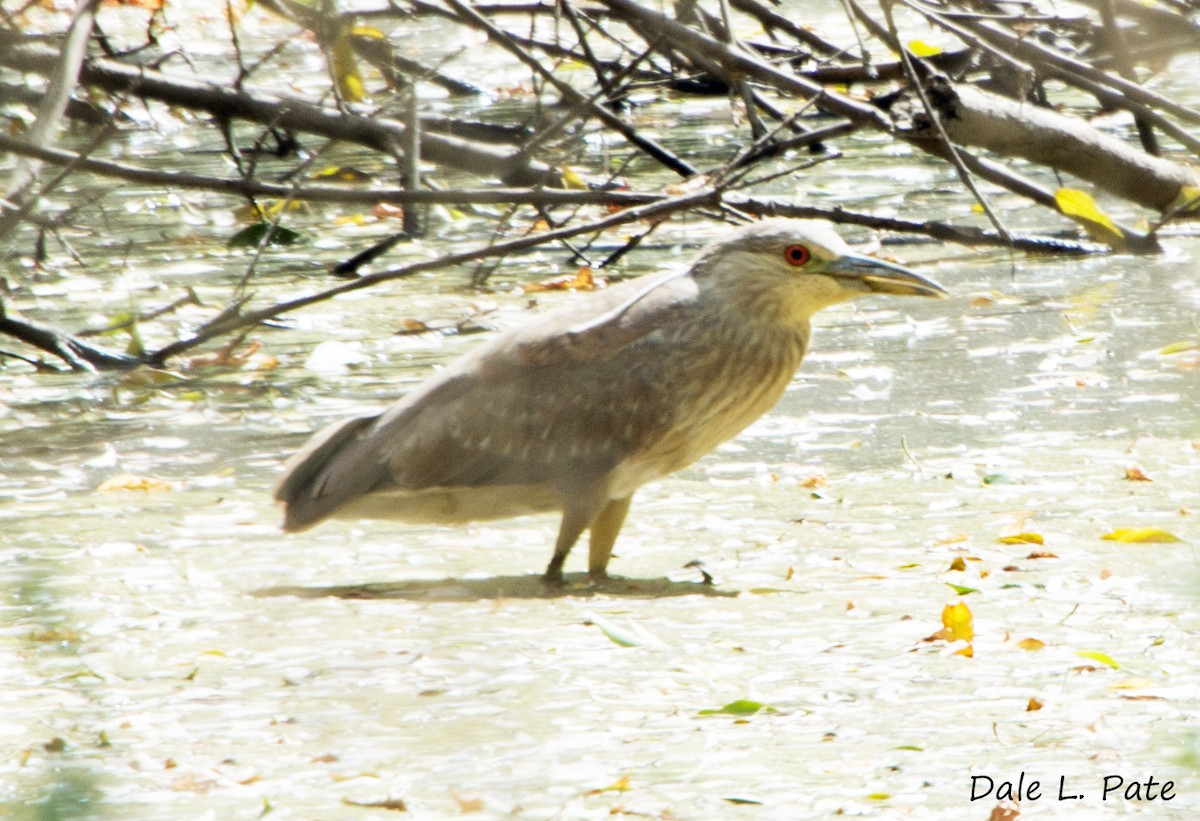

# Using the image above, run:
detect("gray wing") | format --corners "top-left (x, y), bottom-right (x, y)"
top-left (275, 271), bottom-right (701, 531)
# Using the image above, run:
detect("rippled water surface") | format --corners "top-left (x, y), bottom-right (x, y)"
top-left (3, 4), bottom-right (1200, 820)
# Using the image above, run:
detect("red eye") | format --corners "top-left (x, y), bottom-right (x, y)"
top-left (784, 244), bottom-right (810, 266)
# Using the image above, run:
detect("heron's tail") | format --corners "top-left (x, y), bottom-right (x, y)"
top-left (273, 414), bottom-right (382, 532)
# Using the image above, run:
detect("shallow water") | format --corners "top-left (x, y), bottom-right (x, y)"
top-left (3, 4), bottom-right (1200, 819)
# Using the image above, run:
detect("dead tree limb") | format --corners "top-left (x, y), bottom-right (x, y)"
top-left (0, 41), bottom-right (554, 187)
top-left (888, 77), bottom-right (1196, 213)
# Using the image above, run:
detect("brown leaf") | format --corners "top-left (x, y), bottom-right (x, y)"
top-left (989, 798), bottom-right (1022, 820)
top-left (1123, 464), bottom-right (1153, 482)
top-left (522, 267), bottom-right (597, 293)
top-left (372, 202), bottom-right (405, 220)
top-left (343, 798), bottom-right (408, 811)
top-left (399, 318), bottom-right (432, 334)
top-left (1026, 697), bottom-right (1044, 711)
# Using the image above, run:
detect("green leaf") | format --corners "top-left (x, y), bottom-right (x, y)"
top-left (228, 222), bottom-right (304, 248)
top-left (945, 583), bottom-right (979, 596)
top-left (698, 699), bottom-right (774, 717)
top-left (982, 473), bottom-right (1018, 485)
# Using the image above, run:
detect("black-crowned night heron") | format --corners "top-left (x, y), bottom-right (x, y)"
top-left (274, 219), bottom-right (946, 584)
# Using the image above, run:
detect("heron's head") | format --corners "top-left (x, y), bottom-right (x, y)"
top-left (691, 219), bottom-right (947, 322)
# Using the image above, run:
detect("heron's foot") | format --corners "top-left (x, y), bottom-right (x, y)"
top-left (541, 567), bottom-right (566, 588)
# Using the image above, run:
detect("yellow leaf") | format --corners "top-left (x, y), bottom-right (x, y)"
top-left (1076, 650), bottom-right (1120, 669)
top-left (313, 165), bottom-right (373, 183)
top-left (97, 473), bottom-right (174, 493)
top-left (560, 163), bottom-right (589, 190)
top-left (1100, 528), bottom-right (1182, 543)
top-left (331, 29), bottom-right (366, 102)
top-left (997, 532), bottom-right (1044, 545)
top-left (350, 25), bottom-right (386, 39)
top-left (597, 774), bottom-right (631, 793)
top-left (948, 556), bottom-right (967, 571)
top-left (1027, 697), bottom-right (1044, 711)
top-left (1159, 340), bottom-right (1199, 355)
top-left (941, 601), bottom-right (974, 643)
top-left (1168, 185), bottom-right (1200, 214)
top-left (1054, 188), bottom-right (1124, 248)
top-left (1110, 677), bottom-right (1155, 690)
top-left (907, 40), bottom-right (943, 57)
top-left (1018, 637), bottom-right (1046, 651)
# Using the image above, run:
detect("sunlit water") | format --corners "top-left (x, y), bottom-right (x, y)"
top-left (3, 4), bottom-right (1200, 820)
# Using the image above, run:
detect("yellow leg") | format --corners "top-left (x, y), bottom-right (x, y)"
top-left (543, 503), bottom-right (594, 586)
top-left (587, 496), bottom-right (632, 581)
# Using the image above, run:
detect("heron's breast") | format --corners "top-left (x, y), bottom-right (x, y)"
top-left (607, 332), bottom-right (807, 496)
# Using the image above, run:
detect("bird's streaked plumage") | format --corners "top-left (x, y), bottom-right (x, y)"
top-left (274, 219), bottom-right (946, 583)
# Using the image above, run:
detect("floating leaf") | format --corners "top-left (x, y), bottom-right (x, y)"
top-left (97, 473), bottom-right (174, 493)
top-left (228, 222), bottom-right (304, 248)
top-left (1100, 528), bottom-right (1182, 544)
top-left (343, 798), bottom-right (407, 811)
top-left (523, 267), bottom-right (597, 293)
top-left (1159, 340), bottom-right (1199, 355)
top-left (982, 473), bottom-right (1018, 485)
top-left (587, 614), bottom-right (663, 648)
top-left (1018, 637), bottom-right (1046, 651)
top-left (1055, 188), bottom-right (1124, 248)
top-left (588, 774), bottom-right (631, 794)
top-left (350, 25), bottom-right (386, 40)
top-left (1168, 185), bottom-right (1200, 214)
top-left (997, 532), bottom-right (1044, 545)
top-left (1122, 465), bottom-right (1152, 482)
top-left (1076, 650), bottom-right (1119, 669)
top-left (1027, 697), bottom-right (1044, 711)
top-left (724, 797), bottom-right (764, 805)
top-left (907, 40), bottom-right (942, 57)
top-left (372, 202), bottom-right (405, 220)
top-left (313, 165), bottom-right (373, 183)
top-left (941, 602), bottom-right (975, 643)
top-left (948, 556), bottom-right (966, 571)
top-left (1110, 677), bottom-right (1156, 690)
top-left (560, 163), bottom-right (589, 190)
top-left (945, 583), bottom-right (979, 596)
top-left (698, 699), bottom-right (774, 717)
top-left (331, 29), bottom-right (366, 102)
top-left (117, 366), bottom-right (186, 386)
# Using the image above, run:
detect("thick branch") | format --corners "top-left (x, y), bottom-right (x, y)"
top-left (0, 42), bottom-right (554, 186)
top-left (890, 77), bottom-right (1195, 212)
